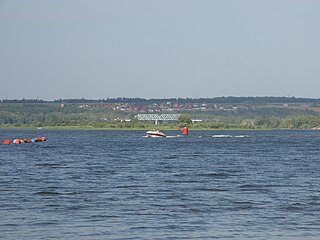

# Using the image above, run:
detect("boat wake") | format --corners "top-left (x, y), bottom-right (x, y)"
top-left (212, 135), bottom-right (249, 138)
top-left (143, 135), bottom-right (183, 138)
top-left (166, 135), bottom-right (184, 138)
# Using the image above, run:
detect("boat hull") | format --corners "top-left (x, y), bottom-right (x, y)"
top-left (146, 131), bottom-right (166, 138)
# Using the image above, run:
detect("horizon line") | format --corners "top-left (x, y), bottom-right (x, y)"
top-left (1, 96), bottom-right (320, 102)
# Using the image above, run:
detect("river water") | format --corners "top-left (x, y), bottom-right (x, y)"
top-left (0, 129), bottom-right (320, 239)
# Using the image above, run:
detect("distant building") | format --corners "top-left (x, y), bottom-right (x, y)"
top-left (192, 119), bottom-right (203, 123)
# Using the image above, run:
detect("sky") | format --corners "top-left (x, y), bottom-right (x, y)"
top-left (0, 0), bottom-right (320, 100)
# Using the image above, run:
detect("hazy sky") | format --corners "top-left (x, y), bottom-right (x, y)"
top-left (1, 0), bottom-right (320, 100)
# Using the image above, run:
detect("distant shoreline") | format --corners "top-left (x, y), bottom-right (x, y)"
top-left (0, 126), bottom-right (317, 131)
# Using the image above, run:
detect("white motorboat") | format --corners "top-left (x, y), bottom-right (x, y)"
top-left (145, 130), bottom-right (167, 138)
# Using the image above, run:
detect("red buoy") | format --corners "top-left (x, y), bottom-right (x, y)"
top-left (2, 139), bottom-right (10, 145)
top-left (182, 127), bottom-right (189, 135)
top-left (13, 139), bottom-right (21, 144)
top-left (34, 137), bottom-right (46, 142)
top-left (23, 138), bottom-right (32, 143)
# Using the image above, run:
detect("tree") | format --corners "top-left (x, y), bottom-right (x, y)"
top-left (178, 114), bottom-right (192, 125)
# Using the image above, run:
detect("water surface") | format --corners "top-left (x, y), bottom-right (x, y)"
top-left (1, 129), bottom-right (320, 239)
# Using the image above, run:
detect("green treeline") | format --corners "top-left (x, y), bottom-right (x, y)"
top-left (1, 102), bottom-right (320, 130)
top-left (194, 115), bottom-right (320, 129)
top-left (2, 96), bottom-right (320, 105)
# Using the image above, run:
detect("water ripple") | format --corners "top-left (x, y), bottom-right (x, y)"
top-left (1, 129), bottom-right (320, 239)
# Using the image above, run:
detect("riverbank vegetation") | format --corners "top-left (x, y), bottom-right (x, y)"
top-left (1, 98), bottom-right (320, 130)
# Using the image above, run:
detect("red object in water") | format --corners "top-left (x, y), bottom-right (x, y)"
top-left (182, 127), bottom-right (189, 135)
top-left (2, 139), bottom-right (10, 145)
top-left (23, 138), bottom-right (32, 143)
top-left (13, 139), bottom-right (21, 144)
top-left (34, 137), bottom-right (46, 142)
